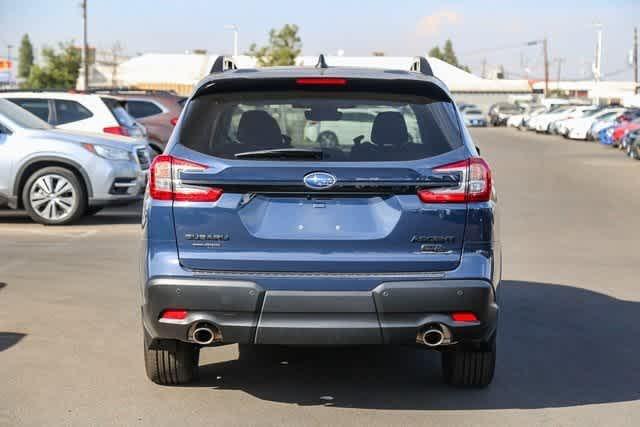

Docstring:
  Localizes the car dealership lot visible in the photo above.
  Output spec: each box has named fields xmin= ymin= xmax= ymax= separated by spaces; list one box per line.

xmin=1 ymin=128 xmax=639 ymax=426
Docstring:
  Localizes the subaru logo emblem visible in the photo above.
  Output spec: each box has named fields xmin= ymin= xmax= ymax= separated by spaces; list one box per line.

xmin=303 ymin=171 xmax=336 ymax=190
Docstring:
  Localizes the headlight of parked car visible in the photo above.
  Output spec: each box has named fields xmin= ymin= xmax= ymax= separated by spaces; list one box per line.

xmin=83 ymin=144 xmax=132 ymax=161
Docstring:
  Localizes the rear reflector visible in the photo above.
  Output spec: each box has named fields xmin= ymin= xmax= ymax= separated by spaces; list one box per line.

xmin=150 ymin=154 xmax=223 ymax=202
xmin=170 ymin=117 xmax=178 ymax=126
xmin=160 ymin=309 xmax=188 ymax=320
xmin=418 ymin=157 xmax=492 ymax=203
xmin=451 ymin=312 xmax=478 ymax=322
xmin=296 ymin=78 xmax=347 ymax=86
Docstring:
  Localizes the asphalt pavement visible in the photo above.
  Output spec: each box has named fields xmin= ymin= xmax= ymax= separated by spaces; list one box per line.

xmin=1 ymin=128 xmax=639 ymax=426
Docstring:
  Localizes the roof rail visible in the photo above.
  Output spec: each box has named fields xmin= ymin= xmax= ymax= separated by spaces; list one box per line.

xmin=315 ymin=54 xmax=329 ymax=69
xmin=410 ymin=56 xmax=433 ymax=76
xmin=86 ymin=87 xmax=179 ymax=96
xmin=210 ymin=56 xmax=237 ymax=74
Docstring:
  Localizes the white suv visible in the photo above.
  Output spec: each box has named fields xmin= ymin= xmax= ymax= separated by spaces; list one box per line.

xmin=0 ymin=91 xmax=147 ymax=139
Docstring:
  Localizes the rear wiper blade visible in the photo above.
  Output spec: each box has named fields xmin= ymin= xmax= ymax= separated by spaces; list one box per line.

xmin=234 ymin=148 xmax=323 ymax=160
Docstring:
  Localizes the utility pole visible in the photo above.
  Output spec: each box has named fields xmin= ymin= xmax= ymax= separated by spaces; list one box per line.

xmin=81 ymin=0 xmax=89 ymax=90
xmin=6 ymin=44 xmax=12 ymax=84
xmin=634 ymin=27 xmax=638 ymax=94
xmin=543 ymin=37 xmax=549 ymax=96
xmin=555 ymin=58 xmax=564 ymax=92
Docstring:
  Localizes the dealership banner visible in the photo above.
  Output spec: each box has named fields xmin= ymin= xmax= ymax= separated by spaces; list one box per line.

xmin=0 ymin=58 xmax=13 ymax=83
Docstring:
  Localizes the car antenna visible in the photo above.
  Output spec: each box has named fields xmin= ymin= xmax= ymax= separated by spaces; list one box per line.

xmin=210 ymin=56 xmax=237 ymax=74
xmin=316 ymin=54 xmax=329 ymax=69
xmin=410 ymin=56 xmax=434 ymax=77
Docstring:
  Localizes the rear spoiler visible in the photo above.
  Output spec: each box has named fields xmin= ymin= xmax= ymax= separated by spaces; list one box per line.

xmin=208 ymin=54 xmax=434 ymax=76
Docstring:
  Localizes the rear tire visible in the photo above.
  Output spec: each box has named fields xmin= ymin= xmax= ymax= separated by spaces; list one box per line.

xmin=144 ymin=337 xmax=199 ymax=385
xmin=442 ymin=335 xmax=496 ymax=388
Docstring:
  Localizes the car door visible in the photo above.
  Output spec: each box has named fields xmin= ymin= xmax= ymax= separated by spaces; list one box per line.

xmin=0 ymin=119 xmax=14 ymax=197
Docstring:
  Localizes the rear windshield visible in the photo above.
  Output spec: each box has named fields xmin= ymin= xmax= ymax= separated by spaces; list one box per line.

xmin=179 ymin=92 xmax=462 ymax=162
xmin=101 ymin=97 xmax=137 ymax=127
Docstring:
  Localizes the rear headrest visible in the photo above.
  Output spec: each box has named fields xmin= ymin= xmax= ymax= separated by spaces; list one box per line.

xmin=237 ymin=110 xmax=282 ymax=148
xmin=370 ymin=111 xmax=409 ymax=146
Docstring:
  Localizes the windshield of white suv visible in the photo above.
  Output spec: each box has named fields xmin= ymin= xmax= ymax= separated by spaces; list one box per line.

xmin=0 ymin=98 xmax=52 ymax=130
xmin=180 ymin=92 xmax=463 ymax=162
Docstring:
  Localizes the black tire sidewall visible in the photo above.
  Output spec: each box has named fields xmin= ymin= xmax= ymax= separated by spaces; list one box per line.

xmin=22 ymin=166 xmax=87 ymax=225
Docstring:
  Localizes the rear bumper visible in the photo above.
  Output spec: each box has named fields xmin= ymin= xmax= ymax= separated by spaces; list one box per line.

xmin=142 ymin=277 xmax=498 ymax=346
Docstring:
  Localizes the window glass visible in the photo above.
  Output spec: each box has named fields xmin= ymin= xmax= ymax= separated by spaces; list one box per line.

xmin=101 ymin=97 xmax=137 ymax=127
xmin=125 ymin=100 xmax=163 ymax=118
xmin=54 ymin=100 xmax=93 ymax=125
xmin=180 ymin=92 xmax=462 ymax=162
xmin=9 ymin=98 xmax=51 ymax=122
xmin=0 ymin=99 xmax=51 ymax=130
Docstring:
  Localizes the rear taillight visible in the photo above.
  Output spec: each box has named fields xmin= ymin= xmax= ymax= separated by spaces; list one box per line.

xmin=149 ymin=154 xmax=223 ymax=202
xmin=170 ymin=117 xmax=178 ymax=126
xmin=417 ymin=157 xmax=492 ymax=203
xmin=103 ymin=125 xmax=129 ymax=136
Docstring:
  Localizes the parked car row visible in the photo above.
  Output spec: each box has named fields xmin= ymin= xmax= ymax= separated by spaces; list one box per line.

xmin=596 ymin=110 xmax=640 ymax=160
xmin=503 ymin=98 xmax=640 ymax=161
xmin=0 ymin=87 xmax=185 ymax=224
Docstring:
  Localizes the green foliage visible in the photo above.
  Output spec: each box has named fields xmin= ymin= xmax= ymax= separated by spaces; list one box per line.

xmin=248 ymin=24 xmax=302 ymax=66
xmin=24 ymin=42 xmax=81 ymax=89
xmin=429 ymin=39 xmax=470 ymax=73
xmin=18 ymin=34 xmax=34 ymax=79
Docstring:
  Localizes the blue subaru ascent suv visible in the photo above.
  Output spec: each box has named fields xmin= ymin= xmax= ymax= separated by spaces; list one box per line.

xmin=140 ymin=56 xmax=500 ymax=387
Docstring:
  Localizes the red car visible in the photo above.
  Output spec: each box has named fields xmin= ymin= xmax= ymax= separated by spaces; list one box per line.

xmin=612 ymin=118 xmax=640 ymax=147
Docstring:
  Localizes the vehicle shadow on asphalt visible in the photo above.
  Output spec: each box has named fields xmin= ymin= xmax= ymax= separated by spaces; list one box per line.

xmin=0 ymin=204 xmax=142 ymax=226
xmin=0 ymin=333 xmax=26 ymax=352
xmin=195 ymin=280 xmax=640 ymax=410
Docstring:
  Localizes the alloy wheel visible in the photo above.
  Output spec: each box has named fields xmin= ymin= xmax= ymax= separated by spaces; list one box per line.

xmin=29 ymin=174 xmax=77 ymax=221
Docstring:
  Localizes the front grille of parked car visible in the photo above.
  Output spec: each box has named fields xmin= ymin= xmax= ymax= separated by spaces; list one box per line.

xmin=136 ymin=148 xmax=150 ymax=170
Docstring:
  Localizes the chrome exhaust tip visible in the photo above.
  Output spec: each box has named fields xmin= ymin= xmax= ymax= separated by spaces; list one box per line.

xmin=422 ymin=328 xmax=445 ymax=347
xmin=190 ymin=323 xmax=218 ymax=345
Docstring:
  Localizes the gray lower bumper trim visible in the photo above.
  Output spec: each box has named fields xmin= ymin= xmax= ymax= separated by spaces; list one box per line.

xmin=143 ymin=277 xmax=498 ymax=346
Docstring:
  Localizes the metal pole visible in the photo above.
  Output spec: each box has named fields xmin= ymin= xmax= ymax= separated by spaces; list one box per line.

xmin=233 ymin=28 xmax=238 ymax=58
xmin=556 ymin=58 xmax=564 ymax=91
xmin=634 ymin=27 xmax=638 ymax=94
xmin=82 ymin=0 xmax=89 ymax=90
xmin=543 ymin=38 xmax=549 ymax=96
xmin=7 ymin=44 xmax=12 ymax=84
xmin=224 ymin=25 xmax=238 ymax=58
xmin=592 ymin=23 xmax=603 ymax=104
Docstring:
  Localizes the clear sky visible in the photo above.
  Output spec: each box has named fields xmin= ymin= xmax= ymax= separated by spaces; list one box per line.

xmin=1 ymin=0 xmax=638 ymax=80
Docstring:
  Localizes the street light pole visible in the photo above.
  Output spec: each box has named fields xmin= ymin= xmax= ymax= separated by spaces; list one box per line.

xmin=224 ymin=25 xmax=239 ymax=57
xmin=593 ymin=23 xmax=603 ymax=104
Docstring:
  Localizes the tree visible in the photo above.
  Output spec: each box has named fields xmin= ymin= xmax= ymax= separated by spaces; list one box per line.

xmin=25 ymin=42 xmax=81 ymax=89
xmin=429 ymin=39 xmax=470 ymax=73
xmin=18 ymin=34 xmax=34 ymax=80
xmin=248 ymin=24 xmax=302 ymax=66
